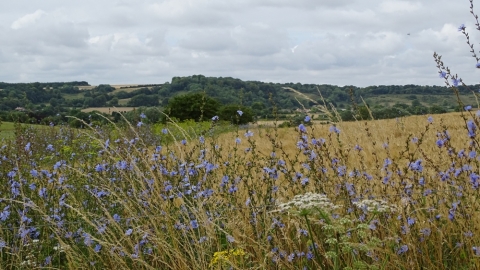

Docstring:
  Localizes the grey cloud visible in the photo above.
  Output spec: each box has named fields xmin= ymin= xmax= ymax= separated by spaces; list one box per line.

xmin=0 ymin=0 xmax=478 ymax=86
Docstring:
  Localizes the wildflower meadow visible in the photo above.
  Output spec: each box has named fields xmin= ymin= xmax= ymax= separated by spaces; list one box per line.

xmin=2 ymin=1 xmax=480 ymax=270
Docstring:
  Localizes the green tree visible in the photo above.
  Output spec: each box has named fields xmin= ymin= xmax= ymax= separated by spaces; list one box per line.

xmin=127 ymin=94 xmax=159 ymax=107
xmin=218 ymin=104 xmax=254 ymax=124
xmin=164 ymin=93 xmax=220 ymax=122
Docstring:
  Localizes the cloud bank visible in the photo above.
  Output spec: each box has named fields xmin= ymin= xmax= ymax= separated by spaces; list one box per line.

xmin=0 ymin=0 xmax=478 ymax=86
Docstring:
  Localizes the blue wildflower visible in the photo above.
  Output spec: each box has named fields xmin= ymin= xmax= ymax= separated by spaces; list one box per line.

xmin=212 ymin=115 xmax=219 ymax=121
xmin=244 ymin=130 xmax=254 ymax=137
xmin=298 ymin=124 xmax=307 ymax=133
xmin=458 ymin=24 xmax=466 ymax=31
xmin=140 ymin=113 xmax=146 ymax=119
xmin=39 ymin=187 xmax=47 ymax=199
xmin=301 ymin=177 xmax=309 ymax=185
xmin=407 ymin=217 xmax=415 ymax=226
xmin=465 ymin=105 xmax=472 ymax=111
xmin=329 ymin=125 xmax=340 ymax=134
xmin=474 ymin=247 xmax=480 ymax=256
xmin=0 ymin=206 xmax=10 ymax=221
xmin=439 ymin=71 xmax=447 ymax=78
xmin=125 ymin=229 xmax=133 ymax=236
xmin=190 ymin=220 xmax=199 ymax=229
xmin=452 ymin=78 xmax=460 ymax=87
xmin=397 ymin=245 xmax=408 ymax=255
xmin=25 ymin=142 xmax=31 ymax=152
xmin=304 ymin=115 xmax=311 ymax=122
xmin=467 ymin=120 xmax=476 ymax=138
xmin=237 ymin=110 xmax=243 ymax=116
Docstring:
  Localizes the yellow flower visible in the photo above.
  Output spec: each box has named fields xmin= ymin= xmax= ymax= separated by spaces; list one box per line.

xmin=209 ymin=249 xmax=246 ymax=268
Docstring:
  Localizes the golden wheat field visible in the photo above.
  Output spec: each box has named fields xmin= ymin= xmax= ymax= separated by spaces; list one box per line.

xmin=1 ymin=111 xmax=480 ymax=269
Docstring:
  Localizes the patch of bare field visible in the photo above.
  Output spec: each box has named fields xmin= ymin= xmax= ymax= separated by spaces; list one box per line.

xmin=81 ymin=107 xmax=136 ymax=113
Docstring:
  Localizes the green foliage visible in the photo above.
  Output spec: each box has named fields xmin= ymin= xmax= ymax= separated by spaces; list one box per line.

xmin=218 ymin=105 xmax=254 ymax=124
xmin=164 ymin=92 xmax=220 ymax=122
xmin=127 ymin=94 xmax=160 ymax=107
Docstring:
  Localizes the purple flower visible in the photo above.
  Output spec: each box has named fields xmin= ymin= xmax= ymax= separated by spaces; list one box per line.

xmin=226 ymin=235 xmax=235 ymax=243
xmin=407 ymin=217 xmax=415 ymax=226
xmin=420 ymin=228 xmax=431 ymax=237
xmin=83 ymin=233 xmax=93 ymax=246
xmin=452 ymin=78 xmax=460 ymax=87
xmin=39 ymin=187 xmax=47 ymax=199
xmin=301 ymin=177 xmax=309 ymax=186
xmin=409 ymin=159 xmax=423 ymax=172
xmin=46 ymin=144 xmax=54 ymax=151
xmin=329 ymin=125 xmax=340 ymax=134
xmin=25 ymin=142 xmax=31 ymax=152
xmin=137 ymin=121 xmax=143 ymax=127
xmin=237 ymin=110 xmax=243 ymax=116
xmin=427 ymin=116 xmax=433 ymax=123
xmin=467 ymin=120 xmax=476 ymax=138
xmin=298 ymin=124 xmax=307 ymax=133
xmin=190 ymin=220 xmax=199 ymax=229
xmin=212 ymin=115 xmax=219 ymax=121
xmin=439 ymin=71 xmax=447 ymax=78
xmin=465 ymin=105 xmax=472 ymax=111
xmin=140 ymin=113 xmax=146 ymax=119
xmin=94 ymin=244 xmax=102 ymax=253
xmin=304 ymin=115 xmax=311 ymax=122
xmin=397 ymin=245 xmax=408 ymax=255
xmin=0 ymin=206 xmax=10 ymax=221
xmin=113 ymin=214 xmax=121 ymax=223
xmin=125 ymin=229 xmax=133 ymax=236
xmin=244 ymin=130 xmax=254 ymax=138
xmin=476 ymin=63 xmax=480 ymax=69
xmin=436 ymin=139 xmax=445 ymax=148
xmin=458 ymin=24 xmax=466 ymax=31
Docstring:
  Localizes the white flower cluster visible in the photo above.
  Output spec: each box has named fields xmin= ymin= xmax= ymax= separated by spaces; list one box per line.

xmin=276 ymin=192 xmax=341 ymax=212
xmin=353 ymin=199 xmax=398 ymax=213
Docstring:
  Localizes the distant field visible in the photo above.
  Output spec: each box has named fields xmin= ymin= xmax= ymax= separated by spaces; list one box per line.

xmin=63 ymin=93 xmax=85 ymax=100
xmin=0 ymin=122 xmax=16 ymax=139
xmin=81 ymin=107 xmax=136 ymax=113
xmin=365 ymin=93 xmax=477 ymax=107
xmin=118 ymin=98 xmax=130 ymax=105
xmin=78 ymin=84 xmax=159 ymax=93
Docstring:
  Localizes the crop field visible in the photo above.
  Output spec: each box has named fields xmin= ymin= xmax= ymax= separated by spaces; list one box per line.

xmin=81 ymin=107 xmax=136 ymax=113
xmin=1 ymin=110 xmax=480 ymax=269
xmin=0 ymin=121 xmax=16 ymax=139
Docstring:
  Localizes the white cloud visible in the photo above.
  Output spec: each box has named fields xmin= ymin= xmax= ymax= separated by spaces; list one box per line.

xmin=0 ymin=0 xmax=478 ymax=86
xmin=379 ymin=1 xmax=422 ymax=13
xmin=11 ymin=10 xmax=46 ymax=30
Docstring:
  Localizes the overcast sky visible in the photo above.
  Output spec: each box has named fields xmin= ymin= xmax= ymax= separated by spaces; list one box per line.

xmin=0 ymin=0 xmax=479 ymax=87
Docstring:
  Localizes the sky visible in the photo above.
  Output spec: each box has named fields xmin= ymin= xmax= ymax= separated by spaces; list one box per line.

xmin=0 ymin=0 xmax=479 ymax=87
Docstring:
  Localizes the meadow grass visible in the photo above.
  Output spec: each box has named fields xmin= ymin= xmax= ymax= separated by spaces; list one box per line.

xmin=1 ymin=110 xmax=480 ymax=269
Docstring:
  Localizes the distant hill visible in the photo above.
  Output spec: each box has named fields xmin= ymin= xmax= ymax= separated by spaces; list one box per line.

xmin=0 ymin=75 xmax=478 ymax=124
